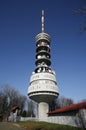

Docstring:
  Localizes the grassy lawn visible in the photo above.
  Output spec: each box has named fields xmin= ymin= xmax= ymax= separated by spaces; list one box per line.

xmin=16 ymin=121 xmax=84 ymax=130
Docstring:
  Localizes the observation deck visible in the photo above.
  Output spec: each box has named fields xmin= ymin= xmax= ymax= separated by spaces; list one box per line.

xmin=28 ymin=72 xmax=59 ymax=103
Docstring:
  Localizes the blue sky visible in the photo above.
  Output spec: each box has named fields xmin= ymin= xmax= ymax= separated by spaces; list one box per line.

xmin=0 ymin=0 xmax=86 ymax=103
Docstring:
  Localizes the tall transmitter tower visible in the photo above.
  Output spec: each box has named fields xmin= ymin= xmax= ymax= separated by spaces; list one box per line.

xmin=28 ymin=10 xmax=59 ymax=121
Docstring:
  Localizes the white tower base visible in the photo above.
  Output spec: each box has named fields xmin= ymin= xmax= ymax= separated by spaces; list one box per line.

xmin=38 ymin=102 xmax=48 ymax=121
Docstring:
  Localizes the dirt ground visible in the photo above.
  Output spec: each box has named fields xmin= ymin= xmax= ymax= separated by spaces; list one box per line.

xmin=0 ymin=122 xmax=25 ymax=130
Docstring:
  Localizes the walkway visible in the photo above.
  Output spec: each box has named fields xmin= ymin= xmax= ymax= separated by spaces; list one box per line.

xmin=0 ymin=122 xmax=25 ymax=130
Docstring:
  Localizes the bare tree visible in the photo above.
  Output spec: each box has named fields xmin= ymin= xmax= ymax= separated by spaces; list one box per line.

xmin=55 ymin=96 xmax=74 ymax=109
xmin=1 ymin=85 xmax=26 ymax=116
xmin=0 ymin=92 xmax=8 ymax=115
xmin=0 ymin=85 xmax=36 ymax=119
xmin=26 ymin=99 xmax=35 ymax=117
xmin=73 ymin=0 xmax=86 ymax=32
xmin=49 ymin=96 xmax=74 ymax=111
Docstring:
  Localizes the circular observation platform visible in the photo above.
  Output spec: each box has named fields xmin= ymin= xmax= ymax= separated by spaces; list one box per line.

xmin=36 ymin=45 xmax=50 ymax=53
xmin=36 ymin=51 xmax=51 ymax=59
xmin=35 ymin=58 xmax=51 ymax=66
xmin=36 ymin=33 xmax=50 ymax=43
xmin=28 ymin=72 xmax=59 ymax=103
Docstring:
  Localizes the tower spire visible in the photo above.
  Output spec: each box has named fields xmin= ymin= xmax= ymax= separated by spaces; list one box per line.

xmin=41 ymin=10 xmax=44 ymax=33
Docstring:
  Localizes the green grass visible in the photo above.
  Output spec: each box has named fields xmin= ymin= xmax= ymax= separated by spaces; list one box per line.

xmin=16 ymin=121 xmax=84 ymax=130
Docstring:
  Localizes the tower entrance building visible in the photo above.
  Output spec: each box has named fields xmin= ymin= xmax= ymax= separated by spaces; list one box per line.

xmin=28 ymin=10 xmax=59 ymax=121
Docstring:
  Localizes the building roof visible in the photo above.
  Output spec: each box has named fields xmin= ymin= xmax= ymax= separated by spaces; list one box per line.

xmin=11 ymin=106 xmax=20 ymax=112
xmin=48 ymin=101 xmax=86 ymax=115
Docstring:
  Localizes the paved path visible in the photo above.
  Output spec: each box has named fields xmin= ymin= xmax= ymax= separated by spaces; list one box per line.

xmin=0 ymin=122 xmax=25 ymax=130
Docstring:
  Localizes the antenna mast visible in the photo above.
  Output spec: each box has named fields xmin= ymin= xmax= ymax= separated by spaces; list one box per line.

xmin=41 ymin=10 xmax=44 ymax=33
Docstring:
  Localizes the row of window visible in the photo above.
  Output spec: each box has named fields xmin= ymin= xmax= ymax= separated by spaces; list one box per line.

xmin=29 ymin=85 xmax=57 ymax=92
xmin=37 ymin=41 xmax=50 ymax=47
xmin=36 ymin=46 xmax=50 ymax=53
xmin=31 ymin=72 xmax=56 ymax=81
xmin=31 ymin=80 xmax=56 ymax=85
xmin=37 ymin=55 xmax=50 ymax=59
xmin=35 ymin=67 xmax=55 ymax=75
